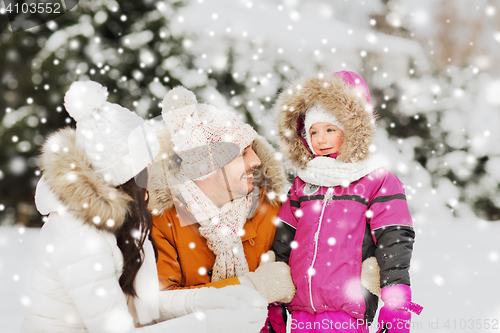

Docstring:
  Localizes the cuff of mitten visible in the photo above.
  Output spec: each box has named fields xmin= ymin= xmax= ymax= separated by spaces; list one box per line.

xmin=193 ymin=287 xmax=214 ymax=313
xmin=398 ymin=301 xmax=423 ymax=315
xmin=381 ymin=284 xmax=411 ymax=301
xmin=381 ymin=285 xmax=423 ymax=315
xmin=158 ymin=289 xmax=196 ymax=321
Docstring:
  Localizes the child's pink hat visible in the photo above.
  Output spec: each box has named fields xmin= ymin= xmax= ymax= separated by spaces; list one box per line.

xmin=332 ymin=71 xmax=372 ymax=105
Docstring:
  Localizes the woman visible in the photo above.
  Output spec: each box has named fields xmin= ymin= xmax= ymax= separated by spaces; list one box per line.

xmin=21 ymin=81 xmax=267 ymax=333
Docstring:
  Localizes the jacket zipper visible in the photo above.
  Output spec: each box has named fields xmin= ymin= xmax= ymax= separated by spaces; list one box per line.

xmin=308 ymin=187 xmax=334 ymax=312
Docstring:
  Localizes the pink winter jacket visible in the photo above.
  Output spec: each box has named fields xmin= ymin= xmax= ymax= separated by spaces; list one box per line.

xmin=275 ymin=169 xmax=413 ymax=322
xmin=272 ymin=71 xmax=416 ymax=325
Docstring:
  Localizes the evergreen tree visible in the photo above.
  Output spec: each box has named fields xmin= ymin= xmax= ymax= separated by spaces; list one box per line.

xmin=369 ymin=0 xmax=500 ymax=220
xmin=0 ymin=0 xmax=295 ymax=226
xmin=0 ymin=1 xmax=189 ymax=226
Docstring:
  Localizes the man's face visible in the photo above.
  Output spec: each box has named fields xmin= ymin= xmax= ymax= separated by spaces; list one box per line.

xmin=213 ymin=142 xmax=261 ymax=200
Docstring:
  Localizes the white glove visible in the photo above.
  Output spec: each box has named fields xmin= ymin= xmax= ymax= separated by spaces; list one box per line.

xmin=158 ymin=285 xmax=266 ymax=321
xmin=215 ymin=284 xmax=268 ymax=310
xmin=205 ymin=303 xmax=268 ymax=333
xmin=239 ymin=251 xmax=296 ymax=303
xmin=140 ymin=305 xmax=267 ymax=333
xmin=142 ymin=286 xmax=267 ymax=333
xmin=138 ymin=312 xmax=208 ymax=333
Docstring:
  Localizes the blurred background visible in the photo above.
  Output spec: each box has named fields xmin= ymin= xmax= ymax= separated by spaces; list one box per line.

xmin=2 ymin=0 xmax=500 ymax=227
xmin=1 ymin=0 xmax=500 ymax=332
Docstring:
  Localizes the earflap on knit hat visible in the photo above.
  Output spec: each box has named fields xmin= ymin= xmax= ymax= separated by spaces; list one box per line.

xmin=64 ymin=80 xmax=159 ymax=186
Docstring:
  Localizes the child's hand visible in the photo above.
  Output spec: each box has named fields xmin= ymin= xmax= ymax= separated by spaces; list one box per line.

xmin=376 ymin=285 xmax=423 ymax=333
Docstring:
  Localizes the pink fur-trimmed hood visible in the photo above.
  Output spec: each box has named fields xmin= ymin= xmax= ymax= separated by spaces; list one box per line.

xmin=275 ymin=71 xmax=376 ymax=169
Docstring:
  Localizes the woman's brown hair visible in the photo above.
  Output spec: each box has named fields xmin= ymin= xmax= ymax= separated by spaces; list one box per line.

xmin=115 ymin=168 xmax=153 ymax=296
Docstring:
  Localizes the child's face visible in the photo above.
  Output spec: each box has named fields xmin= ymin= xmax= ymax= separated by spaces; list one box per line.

xmin=309 ymin=122 xmax=344 ymax=156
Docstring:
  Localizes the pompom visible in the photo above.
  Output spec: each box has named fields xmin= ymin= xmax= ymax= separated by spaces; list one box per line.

xmin=64 ymin=81 xmax=109 ymax=122
xmin=162 ymin=86 xmax=197 ymax=114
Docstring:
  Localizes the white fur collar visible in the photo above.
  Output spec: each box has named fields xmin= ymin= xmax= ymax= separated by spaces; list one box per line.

xmin=297 ymin=154 xmax=386 ymax=187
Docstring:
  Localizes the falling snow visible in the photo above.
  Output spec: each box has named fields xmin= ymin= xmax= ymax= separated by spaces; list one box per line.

xmin=1 ymin=0 xmax=500 ymax=332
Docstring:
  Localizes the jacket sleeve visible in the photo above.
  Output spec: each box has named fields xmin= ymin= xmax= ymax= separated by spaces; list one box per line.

xmin=50 ymin=217 xmax=137 ymax=333
xmin=152 ymin=213 xmax=240 ymax=291
xmin=48 ymin=216 xmax=214 ymax=333
xmin=272 ymin=179 xmax=300 ymax=263
xmin=367 ymin=170 xmax=415 ymax=289
xmin=137 ymin=313 xmax=207 ymax=332
xmin=137 ymin=312 xmax=208 ymax=333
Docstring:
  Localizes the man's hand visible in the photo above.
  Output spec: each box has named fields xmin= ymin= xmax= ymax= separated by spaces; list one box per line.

xmin=239 ymin=251 xmax=296 ymax=303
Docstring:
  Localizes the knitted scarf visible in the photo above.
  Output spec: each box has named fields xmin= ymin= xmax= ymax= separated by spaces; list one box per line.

xmin=297 ymin=154 xmax=386 ymax=187
xmin=177 ymin=178 xmax=252 ymax=282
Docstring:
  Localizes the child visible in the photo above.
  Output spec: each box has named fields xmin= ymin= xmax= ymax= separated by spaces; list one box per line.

xmin=272 ymin=71 xmax=422 ymax=332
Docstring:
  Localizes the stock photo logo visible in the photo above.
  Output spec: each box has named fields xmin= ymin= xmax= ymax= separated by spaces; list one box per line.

xmin=3 ymin=0 xmax=78 ymax=32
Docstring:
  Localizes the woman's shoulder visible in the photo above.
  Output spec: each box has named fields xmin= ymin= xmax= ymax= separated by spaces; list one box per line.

xmin=41 ymin=212 xmax=117 ymax=261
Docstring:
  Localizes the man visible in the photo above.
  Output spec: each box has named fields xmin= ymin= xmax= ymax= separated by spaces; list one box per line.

xmin=148 ymin=86 xmax=295 ymax=333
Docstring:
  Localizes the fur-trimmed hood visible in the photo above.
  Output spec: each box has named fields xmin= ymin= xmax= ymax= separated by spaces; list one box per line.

xmin=35 ymin=128 xmax=132 ymax=232
xmin=148 ymin=129 xmax=286 ymax=216
xmin=275 ymin=73 xmax=376 ymax=169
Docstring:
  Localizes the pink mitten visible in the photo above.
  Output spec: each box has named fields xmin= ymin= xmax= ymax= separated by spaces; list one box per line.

xmin=376 ymin=285 xmax=423 ymax=333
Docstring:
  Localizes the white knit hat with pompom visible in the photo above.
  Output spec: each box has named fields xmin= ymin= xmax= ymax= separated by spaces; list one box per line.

xmin=64 ymin=80 xmax=160 ymax=186
xmin=161 ymin=86 xmax=256 ymax=180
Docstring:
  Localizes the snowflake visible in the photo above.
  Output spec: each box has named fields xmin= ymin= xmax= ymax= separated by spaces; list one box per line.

xmin=433 ymin=275 xmax=445 ymax=286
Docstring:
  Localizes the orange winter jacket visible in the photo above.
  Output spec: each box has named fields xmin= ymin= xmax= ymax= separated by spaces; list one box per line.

xmin=152 ymin=189 xmax=281 ymax=290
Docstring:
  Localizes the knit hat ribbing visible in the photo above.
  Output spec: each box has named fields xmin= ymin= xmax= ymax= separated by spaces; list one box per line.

xmin=64 ymin=80 xmax=159 ymax=186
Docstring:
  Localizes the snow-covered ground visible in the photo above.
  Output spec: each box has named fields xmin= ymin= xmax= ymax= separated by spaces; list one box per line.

xmin=0 ymin=227 xmax=38 ymax=333
xmin=408 ymin=218 xmax=500 ymax=333
xmin=1 ymin=215 xmax=499 ymax=332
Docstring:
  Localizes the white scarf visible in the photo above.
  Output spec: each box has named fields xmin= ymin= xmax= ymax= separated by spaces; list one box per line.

xmin=297 ymin=154 xmax=386 ymax=187
xmin=177 ymin=178 xmax=252 ymax=282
